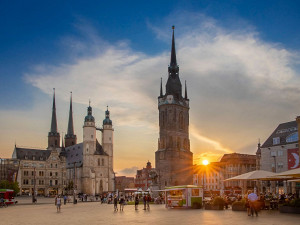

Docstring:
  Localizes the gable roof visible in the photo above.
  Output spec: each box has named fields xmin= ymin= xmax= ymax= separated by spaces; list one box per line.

xmin=261 ymin=121 xmax=298 ymax=148
xmin=14 ymin=147 xmax=51 ymax=161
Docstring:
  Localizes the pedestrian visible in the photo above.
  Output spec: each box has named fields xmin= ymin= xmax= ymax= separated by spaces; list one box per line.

xmin=248 ymin=190 xmax=258 ymax=216
xmin=55 ymin=195 xmax=62 ymax=213
xmin=63 ymin=195 xmax=67 ymax=205
xmin=119 ymin=195 xmax=125 ymax=211
xmin=146 ymin=194 xmax=151 ymax=210
xmin=113 ymin=196 xmax=118 ymax=211
xmin=143 ymin=195 xmax=147 ymax=210
xmin=135 ymin=195 xmax=139 ymax=210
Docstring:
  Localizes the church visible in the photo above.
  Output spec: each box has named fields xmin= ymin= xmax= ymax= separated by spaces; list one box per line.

xmin=12 ymin=90 xmax=115 ymax=196
xmin=155 ymin=27 xmax=193 ymax=189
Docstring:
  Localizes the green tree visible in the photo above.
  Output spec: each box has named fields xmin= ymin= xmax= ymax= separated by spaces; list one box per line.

xmin=0 ymin=180 xmax=20 ymax=196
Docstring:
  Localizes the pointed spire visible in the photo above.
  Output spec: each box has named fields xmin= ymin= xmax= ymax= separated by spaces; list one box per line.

xmin=170 ymin=25 xmax=177 ymax=67
xmin=50 ymin=88 xmax=58 ymax=133
xmin=160 ymin=77 xmax=163 ymax=97
xmin=184 ymin=80 xmax=188 ymax=99
xmin=67 ymin=92 xmax=74 ymax=136
xmin=61 ymin=132 xmax=65 ymax=148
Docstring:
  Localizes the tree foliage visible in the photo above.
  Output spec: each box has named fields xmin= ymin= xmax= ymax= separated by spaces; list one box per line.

xmin=0 ymin=180 xmax=20 ymax=196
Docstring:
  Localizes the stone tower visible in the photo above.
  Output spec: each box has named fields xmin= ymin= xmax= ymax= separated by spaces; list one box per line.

xmin=82 ymin=102 xmax=96 ymax=194
xmin=48 ymin=88 xmax=60 ymax=149
xmin=65 ymin=92 xmax=77 ymax=147
xmin=155 ymin=26 xmax=193 ymax=189
xmin=101 ymin=107 xmax=115 ymax=191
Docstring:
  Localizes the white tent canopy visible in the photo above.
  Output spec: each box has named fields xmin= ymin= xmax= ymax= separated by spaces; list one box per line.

xmin=275 ymin=168 xmax=300 ymax=178
xmin=224 ymin=170 xmax=276 ymax=181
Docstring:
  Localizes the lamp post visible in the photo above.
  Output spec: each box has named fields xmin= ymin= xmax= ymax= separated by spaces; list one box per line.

xmin=32 ymin=167 xmax=36 ymax=203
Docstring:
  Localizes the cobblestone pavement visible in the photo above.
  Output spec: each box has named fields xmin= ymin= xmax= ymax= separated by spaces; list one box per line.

xmin=0 ymin=200 xmax=299 ymax=225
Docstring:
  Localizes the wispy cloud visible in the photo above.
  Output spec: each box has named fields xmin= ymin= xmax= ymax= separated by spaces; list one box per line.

xmin=22 ymin=12 xmax=300 ymax=165
xmin=116 ymin=166 xmax=139 ymax=177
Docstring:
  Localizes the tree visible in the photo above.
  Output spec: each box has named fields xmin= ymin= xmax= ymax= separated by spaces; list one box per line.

xmin=0 ymin=180 xmax=20 ymax=196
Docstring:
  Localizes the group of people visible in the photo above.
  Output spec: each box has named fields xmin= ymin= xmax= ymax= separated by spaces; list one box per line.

xmin=113 ymin=195 xmax=125 ymax=211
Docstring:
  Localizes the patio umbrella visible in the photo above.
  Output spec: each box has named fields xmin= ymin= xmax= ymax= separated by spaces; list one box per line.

xmin=224 ymin=170 xmax=276 ymax=181
xmin=275 ymin=168 xmax=300 ymax=178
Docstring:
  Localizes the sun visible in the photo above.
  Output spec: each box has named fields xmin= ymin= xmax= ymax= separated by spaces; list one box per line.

xmin=202 ymin=159 xmax=209 ymax=165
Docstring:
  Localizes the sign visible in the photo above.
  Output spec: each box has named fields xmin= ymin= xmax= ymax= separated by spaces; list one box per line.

xmin=288 ymin=148 xmax=300 ymax=170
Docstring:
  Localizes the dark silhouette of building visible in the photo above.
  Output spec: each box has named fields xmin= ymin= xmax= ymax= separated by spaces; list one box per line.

xmin=155 ymin=26 xmax=193 ymax=189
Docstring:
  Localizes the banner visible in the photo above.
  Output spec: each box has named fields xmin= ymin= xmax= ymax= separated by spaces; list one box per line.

xmin=288 ymin=148 xmax=300 ymax=170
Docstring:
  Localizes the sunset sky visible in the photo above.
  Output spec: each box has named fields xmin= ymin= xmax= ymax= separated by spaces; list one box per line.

xmin=1 ymin=0 xmax=300 ymax=176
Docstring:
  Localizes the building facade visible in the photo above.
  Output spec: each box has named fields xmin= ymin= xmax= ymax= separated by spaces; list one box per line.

xmin=134 ymin=161 xmax=155 ymax=191
xmin=258 ymin=119 xmax=300 ymax=194
xmin=193 ymin=153 xmax=256 ymax=195
xmin=155 ymin=27 xmax=193 ymax=189
xmin=12 ymin=90 xmax=115 ymax=196
xmin=115 ymin=176 xmax=135 ymax=192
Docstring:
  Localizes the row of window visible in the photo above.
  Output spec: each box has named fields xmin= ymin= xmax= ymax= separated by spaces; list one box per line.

xmin=23 ymin=179 xmax=66 ymax=186
xmin=273 ymin=132 xmax=299 ymax=145
xmin=23 ymin=163 xmax=62 ymax=168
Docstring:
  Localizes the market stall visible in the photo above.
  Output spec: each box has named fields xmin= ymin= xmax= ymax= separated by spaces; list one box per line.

xmin=164 ymin=185 xmax=203 ymax=208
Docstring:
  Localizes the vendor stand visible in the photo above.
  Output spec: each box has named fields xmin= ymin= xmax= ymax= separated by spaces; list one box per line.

xmin=164 ymin=185 xmax=203 ymax=208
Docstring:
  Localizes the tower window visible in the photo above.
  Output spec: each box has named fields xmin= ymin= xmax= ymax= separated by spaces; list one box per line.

xmin=98 ymin=159 xmax=100 ymax=166
xmin=179 ymin=112 xmax=184 ymax=129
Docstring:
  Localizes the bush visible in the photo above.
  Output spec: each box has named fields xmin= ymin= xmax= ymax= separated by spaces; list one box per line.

xmin=232 ymin=201 xmax=245 ymax=207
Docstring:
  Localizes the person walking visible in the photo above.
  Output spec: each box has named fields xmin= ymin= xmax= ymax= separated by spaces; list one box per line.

xmin=113 ymin=196 xmax=118 ymax=211
xmin=119 ymin=195 xmax=125 ymax=211
xmin=63 ymin=195 xmax=67 ymax=205
xmin=146 ymin=194 xmax=151 ymax=210
xmin=135 ymin=195 xmax=139 ymax=210
xmin=248 ymin=190 xmax=258 ymax=217
xmin=55 ymin=195 xmax=62 ymax=213
xmin=143 ymin=195 xmax=147 ymax=210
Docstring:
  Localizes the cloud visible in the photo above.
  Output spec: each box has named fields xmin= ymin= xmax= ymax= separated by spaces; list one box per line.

xmin=116 ymin=166 xmax=139 ymax=177
xmin=24 ymin=12 xmax=300 ymax=164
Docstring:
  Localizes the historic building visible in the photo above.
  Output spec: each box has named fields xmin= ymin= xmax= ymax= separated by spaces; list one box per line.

xmin=134 ymin=161 xmax=155 ymax=191
xmin=258 ymin=118 xmax=300 ymax=194
xmin=12 ymin=90 xmax=115 ymax=196
xmin=193 ymin=153 xmax=256 ymax=195
xmin=65 ymin=104 xmax=115 ymax=195
xmin=115 ymin=176 xmax=135 ymax=192
xmin=155 ymin=27 xmax=193 ymax=189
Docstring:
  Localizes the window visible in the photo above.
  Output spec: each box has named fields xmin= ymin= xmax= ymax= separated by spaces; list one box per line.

xmin=278 ymin=162 xmax=284 ymax=169
xmin=271 ymin=151 xmax=277 ymax=157
xmin=23 ymin=179 xmax=29 ymax=185
xmin=55 ymin=172 xmax=58 ymax=176
xmin=286 ymin=132 xmax=298 ymax=143
xmin=273 ymin=137 xmax=280 ymax=145
xmin=55 ymin=180 xmax=58 ymax=185
xmin=98 ymin=159 xmax=100 ymax=166
xmin=179 ymin=112 xmax=184 ymax=129
xmin=278 ymin=150 xmax=283 ymax=156
xmin=50 ymin=180 xmax=52 ymax=186
xmin=50 ymin=172 xmax=52 ymax=176
xmin=32 ymin=171 xmax=34 ymax=176
xmin=55 ymin=164 xmax=57 ymax=168
xmin=24 ymin=171 xmax=29 ymax=176
xmin=102 ymin=159 xmax=104 ymax=166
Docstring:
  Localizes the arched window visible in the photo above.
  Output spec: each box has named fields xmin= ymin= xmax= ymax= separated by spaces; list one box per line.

xmin=98 ymin=158 xmax=100 ymax=166
xmin=179 ymin=112 xmax=184 ymax=129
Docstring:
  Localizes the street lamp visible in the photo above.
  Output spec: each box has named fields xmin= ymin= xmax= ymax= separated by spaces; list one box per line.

xmin=32 ymin=167 xmax=36 ymax=203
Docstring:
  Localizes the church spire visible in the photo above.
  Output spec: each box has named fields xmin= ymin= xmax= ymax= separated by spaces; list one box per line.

xmin=166 ymin=26 xmax=182 ymax=99
xmin=48 ymin=88 xmax=60 ymax=149
xmin=67 ymin=92 xmax=74 ymax=136
xmin=184 ymin=80 xmax=188 ymax=99
xmin=50 ymin=88 xmax=58 ymax=133
xmin=170 ymin=25 xmax=177 ymax=67
xmin=65 ymin=92 xmax=77 ymax=147
xmin=160 ymin=77 xmax=163 ymax=97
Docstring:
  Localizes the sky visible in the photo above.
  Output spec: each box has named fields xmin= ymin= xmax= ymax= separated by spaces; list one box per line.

xmin=1 ymin=0 xmax=300 ymax=176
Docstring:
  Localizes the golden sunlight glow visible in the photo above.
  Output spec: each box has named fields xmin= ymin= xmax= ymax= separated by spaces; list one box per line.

xmin=202 ymin=159 xmax=209 ymax=165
